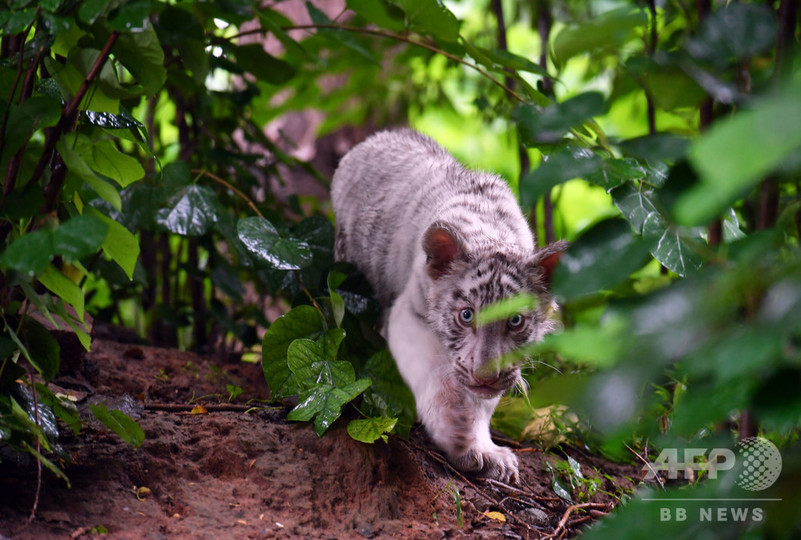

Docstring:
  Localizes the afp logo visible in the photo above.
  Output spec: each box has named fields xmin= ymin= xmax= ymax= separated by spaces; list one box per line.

xmin=644 ymin=437 xmax=782 ymax=491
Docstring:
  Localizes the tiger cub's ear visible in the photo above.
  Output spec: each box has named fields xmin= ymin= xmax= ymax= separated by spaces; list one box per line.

xmin=423 ymin=223 xmax=465 ymax=280
xmin=529 ymin=240 xmax=569 ymax=286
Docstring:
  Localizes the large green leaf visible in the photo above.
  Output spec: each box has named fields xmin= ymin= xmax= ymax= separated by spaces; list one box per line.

xmin=53 ymin=214 xmax=109 ymax=263
xmin=347 ymin=0 xmax=405 ymax=31
xmin=155 ymin=184 xmax=220 ymax=236
xmin=262 ymin=305 xmax=326 ymax=400
xmin=39 ymin=264 xmax=85 ymax=321
xmin=553 ymin=218 xmax=651 ymax=301
xmin=391 ymin=0 xmax=460 ymax=42
xmin=676 ymin=80 xmax=801 ymax=226
xmin=233 ymin=44 xmax=295 ymax=85
xmin=551 ymin=8 xmax=647 ymax=68
xmin=306 ymin=2 xmax=378 ymax=64
xmin=89 ymin=402 xmax=145 ymax=448
xmin=359 ymin=349 xmax=415 ymax=437
xmin=286 ymin=332 xmax=350 ymax=390
xmin=20 ymin=318 xmax=61 ymax=382
xmin=685 ymin=3 xmax=777 ymax=67
xmin=57 ymin=134 xmax=122 ymax=210
xmin=86 ymin=207 xmax=140 ymax=279
xmin=515 ymin=92 xmax=605 ymax=146
xmin=112 ymin=24 xmax=166 ymax=96
xmin=612 ymin=183 xmax=704 ymax=276
xmin=0 ymin=229 xmax=55 ymax=275
xmin=237 ymin=216 xmax=312 ymax=271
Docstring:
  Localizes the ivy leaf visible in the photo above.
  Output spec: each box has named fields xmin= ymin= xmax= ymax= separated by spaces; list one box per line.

xmin=347 ymin=417 xmax=398 ymax=443
xmin=262 ymin=305 xmax=326 ymax=400
xmin=89 ymin=402 xmax=145 ymax=448
xmin=286 ymin=332 xmax=350 ymax=390
xmin=288 ymin=378 xmax=372 ymax=436
xmin=237 ymin=216 xmax=313 ymax=271
xmin=156 ymin=185 xmax=220 ymax=236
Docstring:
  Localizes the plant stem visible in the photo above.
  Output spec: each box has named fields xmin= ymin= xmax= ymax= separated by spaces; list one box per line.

xmin=192 ymin=169 xmax=263 ymax=218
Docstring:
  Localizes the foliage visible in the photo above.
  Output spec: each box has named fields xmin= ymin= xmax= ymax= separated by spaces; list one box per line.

xmin=1 ymin=0 xmax=800 ymax=537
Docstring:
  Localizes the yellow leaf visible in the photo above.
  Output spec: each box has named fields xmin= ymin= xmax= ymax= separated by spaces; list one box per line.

xmin=135 ymin=486 xmax=151 ymax=501
xmin=191 ymin=404 xmax=208 ymax=414
xmin=483 ymin=511 xmax=506 ymax=523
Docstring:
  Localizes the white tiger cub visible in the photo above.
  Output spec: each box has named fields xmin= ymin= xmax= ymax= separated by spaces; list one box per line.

xmin=331 ymin=129 xmax=565 ymax=482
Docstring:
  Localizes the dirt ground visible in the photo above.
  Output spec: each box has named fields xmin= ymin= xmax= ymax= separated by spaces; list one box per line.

xmin=0 ymin=335 xmax=639 ymax=539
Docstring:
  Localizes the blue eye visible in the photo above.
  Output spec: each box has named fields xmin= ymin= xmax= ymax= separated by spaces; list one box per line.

xmin=458 ymin=308 xmax=474 ymax=325
xmin=508 ymin=314 xmax=524 ymax=329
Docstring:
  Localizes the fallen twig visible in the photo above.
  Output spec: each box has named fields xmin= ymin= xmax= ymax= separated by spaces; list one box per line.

xmin=543 ymin=502 xmax=611 ymax=539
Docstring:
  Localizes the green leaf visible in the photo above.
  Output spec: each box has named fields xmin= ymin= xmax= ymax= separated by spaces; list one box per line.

xmin=237 ymin=216 xmax=313 ymax=271
xmin=288 ymin=378 xmax=372 ymax=436
xmin=85 ymin=207 xmax=140 ymax=279
xmin=347 ymin=417 xmax=398 ymax=443
xmin=306 ymin=2 xmax=378 ymax=64
xmin=676 ymin=82 xmax=801 ymax=225
xmin=686 ymin=3 xmax=777 ymax=67
xmin=39 ymin=264 xmax=84 ymax=321
xmin=327 ymin=271 xmax=347 ymax=328
xmin=112 ymin=24 xmax=166 ymax=96
xmin=53 ymin=214 xmax=109 ymax=262
xmin=20 ymin=440 xmax=70 ymax=486
xmin=359 ymin=350 xmax=416 ymax=437
xmin=515 ymin=92 xmax=605 ymax=146
xmin=20 ymin=317 xmax=61 ymax=382
xmin=391 ymin=0 xmax=460 ymax=42
xmin=347 ymin=0 xmax=405 ymax=31
xmin=0 ymin=96 xmax=62 ymax=160
xmin=551 ymin=8 xmax=647 ymax=68
xmin=286 ymin=332 xmax=351 ymax=390
xmin=0 ymin=229 xmax=55 ymax=274
xmin=78 ymin=0 xmax=108 ymax=24
xmin=57 ymin=134 xmax=122 ymax=210
xmin=477 ymin=293 xmax=538 ymax=326
xmin=519 ymin=147 xmax=601 ymax=207
xmin=553 ymin=218 xmax=651 ymax=301
xmin=36 ymin=383 xmax=81 ymax=436
xmin=82 ymin=139 xmax=145 ymax=188
xmin=233 ymin=44 xmax=295 ymax=85
xmin=619 ymin=134 xmax=690 ymax=162
xmin=89 ymin=402 xmax=145 ymax=448
xmin=108 ymin=0 xmax=151 ymax=33
xmin=156 ymin=185 xmax=220 ymax=236
xmin=612 ymin=183 xmax=704 ymax=276
xmin=474 ymin=47 xmax=550 ymax=77
xmin=262 ymin=305 xmax=326 ymax=400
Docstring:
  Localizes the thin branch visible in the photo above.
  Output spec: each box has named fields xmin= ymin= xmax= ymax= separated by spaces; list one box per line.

xmin=543 ymin=502 xmax=611 ymax=539
xmin=220 ymin=23 xmax=526 ymax=103
xmin=192 ymin=168 xmax=263 ymax=218
xmin=36 ymin=31 xmax=120 ymax=211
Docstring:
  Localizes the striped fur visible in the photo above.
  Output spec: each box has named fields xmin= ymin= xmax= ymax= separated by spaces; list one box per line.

xmin=332 ymin=129 xmax=564 ymax=482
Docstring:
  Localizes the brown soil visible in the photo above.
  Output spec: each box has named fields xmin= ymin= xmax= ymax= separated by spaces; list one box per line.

xmin=0 ymin=336 xmax=639 ymax=539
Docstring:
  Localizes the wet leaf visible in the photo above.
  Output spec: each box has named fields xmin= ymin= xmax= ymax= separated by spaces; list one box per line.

xmin=347 ymin=417 xmax=397 ymax=443
xmin=53 ymin=214 xmax=109 ymax=263
xmin=237 ymin=216 xmax=312 ymax=271
xmin=156 ymin=185 xmax=220 ymax=236
xmin=0 ymin=229 xmax=55 ymax=274
xmin=89 ymin=402 xmax=145 ymax=448
xmin=287 ymin=332 xmax=350 ymax=390
xmin=108 ymin=0 xmax=151 ymax=33
xmin=288 ymin=378 xmax=372 ymax=436
xmin=112 ymin=24 xmax=166 ymax=96
xmin=86 ymin=208 xmax=140 ymax=279
xmin=360 ymin=350 xmax=416 ymax=437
